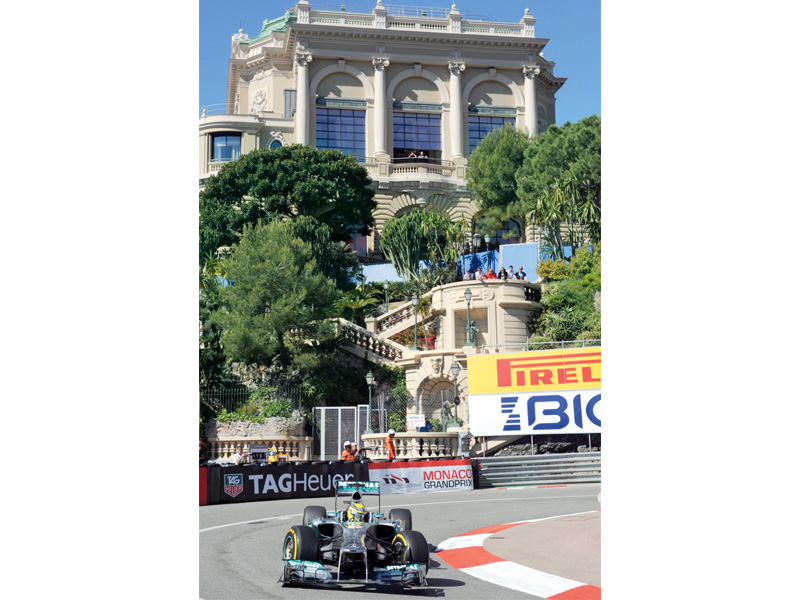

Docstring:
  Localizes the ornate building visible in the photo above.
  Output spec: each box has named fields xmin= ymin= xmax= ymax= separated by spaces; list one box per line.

xmin=199 ymin=1 xmax=565 ymax=258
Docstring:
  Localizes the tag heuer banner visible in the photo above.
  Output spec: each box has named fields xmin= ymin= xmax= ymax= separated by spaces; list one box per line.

xmin=205 ymin=461 xmax=369 ymax=505
xmin=466 ymin=347 xmax=601 ymax=436
xmin=368 ymin=459 xmax=473 ymax=494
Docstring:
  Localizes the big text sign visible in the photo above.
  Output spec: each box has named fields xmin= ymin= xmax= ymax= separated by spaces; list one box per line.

xmin=466 ymin=347 xmax=601 ymax=436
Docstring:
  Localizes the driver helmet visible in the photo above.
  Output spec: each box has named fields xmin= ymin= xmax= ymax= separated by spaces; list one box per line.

xmin=347 ymin=501 xmax=367 ymax=522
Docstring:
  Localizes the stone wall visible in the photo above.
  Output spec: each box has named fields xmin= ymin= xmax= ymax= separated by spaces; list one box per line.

xmin=205 ymin=411 xmax=306 ymax=439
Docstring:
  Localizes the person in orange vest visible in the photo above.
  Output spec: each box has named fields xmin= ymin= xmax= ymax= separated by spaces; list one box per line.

xmin=341 ymin=441 xmax=363 ymax=461
xmin=267 ymin=445 xmax=278 ymax=463
xmin=384 ymin=429 xmax=397 ymax=461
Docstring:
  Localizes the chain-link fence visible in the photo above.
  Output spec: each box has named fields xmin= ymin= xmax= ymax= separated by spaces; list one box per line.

xmin=371 ymin=388 xmax=411 ymax=433
xmin=419 ymin=387 xmax=461 ymax=432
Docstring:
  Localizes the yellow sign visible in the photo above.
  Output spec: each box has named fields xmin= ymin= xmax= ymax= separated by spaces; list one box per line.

xmin=467 ymin=347 xmax=601 ymax=395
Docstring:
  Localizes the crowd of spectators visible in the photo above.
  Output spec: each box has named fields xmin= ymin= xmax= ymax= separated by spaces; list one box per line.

xmin=463 ymin=264 xmax=529 ymax=282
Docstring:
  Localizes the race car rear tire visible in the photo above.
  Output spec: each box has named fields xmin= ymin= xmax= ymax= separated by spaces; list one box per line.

xmin=388 ymin=508 xmax=413 ymax=531
xmin=392 ymin=530 xmax=430 ymax=570
xmin=283 ymin=525 xmax=318 ymax=562
xmin=302 ymin=505 xmax=327 ymax=526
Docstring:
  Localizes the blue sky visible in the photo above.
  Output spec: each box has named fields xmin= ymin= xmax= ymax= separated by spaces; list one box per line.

xmin=199 ymin=0 xmax=599 ymax=125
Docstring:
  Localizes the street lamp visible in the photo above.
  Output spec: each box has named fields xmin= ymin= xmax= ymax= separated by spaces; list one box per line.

xmin=411 ymin=292 xmax=420 ymax=350
xmin=450 ymin=360 xmax=461 ymax=421
xmin=365 ymin=370 xmax=374 ymax=433
xmin=383 ymin=281 xmax=389 ymax=313
xmin=464 ymin=288 xmax=475 ymax=346
xmin=484 ymin=234 xmax=491 ymax=250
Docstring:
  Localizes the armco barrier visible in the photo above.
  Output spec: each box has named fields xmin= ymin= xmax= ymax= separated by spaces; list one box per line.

xmin=474 ymin=452 xmax=601 ymax=488
xmin=203 ymin=462 xmax=369 ymax=505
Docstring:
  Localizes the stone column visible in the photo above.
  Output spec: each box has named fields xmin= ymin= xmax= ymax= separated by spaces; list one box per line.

xmin=449 ymin=60 xmax=466 ymax=161
xmin=523 ymin=64 xmax=540 ymax=137
xmin=295 ymin=50 xmax=313 ymax=145
xmin=372 ymin=57 xmax=390 ymax=159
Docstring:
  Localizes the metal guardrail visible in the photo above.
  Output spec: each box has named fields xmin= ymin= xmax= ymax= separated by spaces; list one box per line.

xmin=475 ymin=452 xmax=601 ymax=488
xmin=480 ymin=339 xmax=601 ymax=354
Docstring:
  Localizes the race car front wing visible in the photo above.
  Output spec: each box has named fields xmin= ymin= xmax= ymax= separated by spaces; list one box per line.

xmin=281 ymin=559 xmax=427 ymax=586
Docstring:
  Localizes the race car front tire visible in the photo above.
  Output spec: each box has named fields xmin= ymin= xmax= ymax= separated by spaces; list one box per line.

xmin=302 ymin=505 xmax=327 ymax=526
xmin=392 ymin=530 xmax=430 ymax=570
xmin=388 ymin=508 xmax=412 ymax=531
xmin=283 ymin=525 xmax=319 ymax=562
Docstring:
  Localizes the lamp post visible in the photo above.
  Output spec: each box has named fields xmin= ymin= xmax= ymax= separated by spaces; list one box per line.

xmin=450 ymin=360 xmax=461 ymax=421
xmin=383 ymin=281 xmax=389 ymax=313
xmin=411 ymin=292 xmax=420 ymax=350
xmin=365 ymin=370 xmax=374 ymax=434
xmin=464 ymin=288 xmax=475 ymax=346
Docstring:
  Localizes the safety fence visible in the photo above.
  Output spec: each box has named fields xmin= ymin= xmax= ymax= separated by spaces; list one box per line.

xmin=474 ymin=452 xmax=601 ymax=488
xmin=200 ymin=384 xmax=303 ymax=415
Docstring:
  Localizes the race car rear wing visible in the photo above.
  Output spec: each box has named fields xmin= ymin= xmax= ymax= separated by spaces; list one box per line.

xmin=335 ymin=481 xmax=381 ymax=513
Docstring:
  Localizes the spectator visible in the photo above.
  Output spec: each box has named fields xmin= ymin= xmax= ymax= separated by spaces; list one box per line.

xmin=341 ymin=441 xmax=363 ymax=461
xmin=232 ymin=444 xmax=248 ymax=465
xmin=516 ymin=266 xmax=529 ymax=282
xmin=463 ymin=269 xmax=472 ymax=280
xmin=508 ymin=265 xmax=515 ymax=279
xmin=408 ymin=151 xmax=417 ymax=159
xmin=485 ymin=268 xmax=497 ymax=279
xmin=418 ymin=150 xmax=427 ymax=160
xmin=199 ymin=440 xmax=206 ymax=466
xmin=474 ymin=267 xmax=484 ymax=280
xmin=384 ymin=429 xmax=397 ymax=461
xmin=498 ymin=267 xmax=509 ymax=280
xmin=267 ymin=444 xmax=278 ymax=463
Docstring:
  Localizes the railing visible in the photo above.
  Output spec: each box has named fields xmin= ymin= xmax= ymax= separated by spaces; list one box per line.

xmin=200 ymin=385 xmax=303 ymax=414
xmin=480 ymin=339 xmax=600 ymax=354
xmin=287 ymin=2 xmax=492 ymax=21
xmin=285 ymin=4 xmax=529 ymax=37
xmin=360 ymin=431 xmax=462 ymax=460
xmin=338 ymin=319 xmax=406 ymax=361
xmin=199 ymin=103 xmax=227 ymax=117
xmin=206 ymin=436 xmax=313 ymax=462
xmin=475 ymin=452 xmax=601 ymax=487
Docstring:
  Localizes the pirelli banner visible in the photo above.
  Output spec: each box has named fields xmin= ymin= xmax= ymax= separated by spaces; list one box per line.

xmin=368 ymin=459 xmax=474 ymax=494
xmin=467 ymin=347 xmax=601 ymax=436
xmin=204 ymin=462 xmax=369 ymax=505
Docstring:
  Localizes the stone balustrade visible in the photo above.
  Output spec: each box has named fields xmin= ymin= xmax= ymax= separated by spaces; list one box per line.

xmin=360 ymin=431 xmax=463 ymax=461
xmin=207 ymin=436 xmax=313 ymax=462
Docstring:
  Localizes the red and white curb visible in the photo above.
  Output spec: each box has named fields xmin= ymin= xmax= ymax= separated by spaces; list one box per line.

xmin=435 ymin=512 xmax=600 ymax=600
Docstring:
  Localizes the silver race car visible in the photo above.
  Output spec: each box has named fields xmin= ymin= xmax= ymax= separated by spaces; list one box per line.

xmin=280 ymin=481 xmax=429 ymax=587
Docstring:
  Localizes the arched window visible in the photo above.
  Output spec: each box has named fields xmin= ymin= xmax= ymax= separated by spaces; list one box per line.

xmin=270 ymin=140 xmax=282 ymax=150
xmin=490 ymin=219 xmax=521 ymax=247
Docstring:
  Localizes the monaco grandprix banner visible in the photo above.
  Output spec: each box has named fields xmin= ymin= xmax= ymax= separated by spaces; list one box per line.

xmin=205 ymin=461 xmax=369 ymax=505
xmin=466 ymin=347 xmax=601 ymax=436
xmin=368 ymin=459 xmax=474 ymax=494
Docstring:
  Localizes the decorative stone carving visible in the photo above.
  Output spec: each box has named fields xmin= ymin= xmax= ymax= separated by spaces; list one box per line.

xmin=372 ymin=57 xmax=390 ymax=71
xmin=250 ymin=89 xmax=268 ymax=113
xmin=523 ymin=64 xmax=540 ymax=79
xmin=431 ymin=357 xmax=442 ymax=376
xmin=234 ymin=92 xmax=239 ymax=113
xmin=449 ymin=61 xmax=465 ymax=76
xmin=481 ymin=288 xmax=494 ymax=301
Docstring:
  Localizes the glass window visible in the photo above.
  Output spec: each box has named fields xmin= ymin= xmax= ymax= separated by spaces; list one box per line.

xmin=270 ymin=140 xmax=282 ymax=150
xmin=211 ymin=134 xmax=241 ymax=161
xmin=315 ymin=107 xmax=366 ymax=160
xmin=393 ymin=112 xmax=442 ymax=160
xmin=468 ymin=115 xmax=515 ymax=154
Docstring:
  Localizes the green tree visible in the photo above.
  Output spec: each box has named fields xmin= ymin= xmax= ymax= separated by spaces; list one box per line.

xmin=466 ymin=123 xmax=532 ymax=210
xmin=211 ymin=220 xmax=340 ymax=369
xmin=516 ymin=115 xmax=601 ymax=254
xmin=199 ymin=145 xmax=377 ymax=262
xmin=380 ymin=210 xmax=467 ymax=284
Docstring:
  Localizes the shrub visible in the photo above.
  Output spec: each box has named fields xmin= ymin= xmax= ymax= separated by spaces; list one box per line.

xmin=537 ymin=259 xmax=571 ymax=281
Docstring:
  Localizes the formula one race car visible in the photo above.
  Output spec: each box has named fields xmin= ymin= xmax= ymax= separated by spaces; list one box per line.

xmin=280 ymin=481 xmax=429 ymax=587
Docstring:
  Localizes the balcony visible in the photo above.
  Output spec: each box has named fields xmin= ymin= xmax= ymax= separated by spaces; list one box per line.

xmin=286 ymin=2 xmax=536 ymax=38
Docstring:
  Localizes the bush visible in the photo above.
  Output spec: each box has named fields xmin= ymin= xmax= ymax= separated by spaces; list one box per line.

xmin=537 ymin=259 xmax=571 ymax=281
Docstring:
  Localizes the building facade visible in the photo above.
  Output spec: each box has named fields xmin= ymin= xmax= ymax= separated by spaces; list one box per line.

xmin=199 ymin=1 xmax=565 ymax=258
